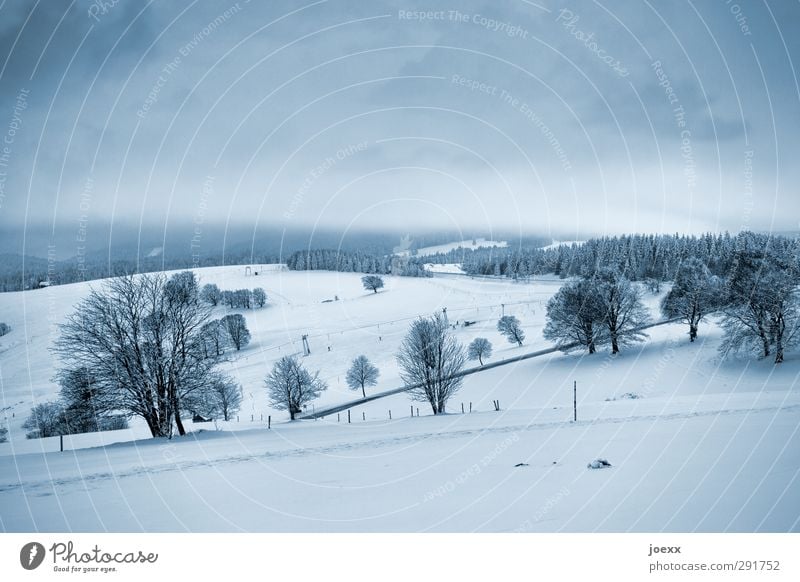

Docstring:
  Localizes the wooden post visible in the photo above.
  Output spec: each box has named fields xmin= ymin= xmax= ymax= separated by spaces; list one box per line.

xmin=268 ymin=416 xmax=271 ymax=429
xmin=60 ymin=434 xmax=63 ymax=452
xmin=389 ymin=410 xmax=392 ymax=419
xmin=469 ymin=402 xmax=472 ymax=413
xmin=461 ymin=403 xmax=464 ymax=414
xmin=416 ymin=407 xmax=419 ymax=417
xmin=251 ymin=414 xmax=254 ymax=422
xmin=411 ymin=405 xmax=413 ymax=417
xmin=362 ymin=412 xmax=365 ymax=421
xmin=573 ymin=380 xmax=577 ymax=422
xmin=260 ymin=414 xmax=263 ymax=421
xmin=237 ymin=415 xmax=239 ymax=422
xmin=337 ymin=413 xmax=340 ymax=422
xmin=348 ymin=410 xmax=351 ymax=423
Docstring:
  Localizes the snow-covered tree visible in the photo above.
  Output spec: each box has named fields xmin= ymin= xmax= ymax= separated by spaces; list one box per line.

xmin=362 ymin=275 xmax=385 ymax=293
xmin=592 ymin=269 xmax=650 ymax=354
xmin=222 ymin=313 xmax=250 ymax=350
xmin=58 ymin=367 xmax=115 ymax=434
xmin=497 ymin=315 xmax=525 ymax=346
xmin=266 ymin=356 xmax=327 ymax=420
xmin=22 ymin=402 xmax=66 ymax=439
xmin=199 ymin=319 xmax=227 ymax=358
xmin=346 ymin=355 xmax=380 ymax=398
xmin=720 ymin=240 xmax=800 ymax=363
xmin=397 ymin=312 xmax=466 ymax=414
xmin=544 ymin=278 xmax=606 ymax=353
xmin=200 ymin=283 xmax=222 ymax=306
xmin=53 ymin=272 xmax=219 ymax=438
xmin=661 ymin=258 xmax=721 ymax=342
xmin=252 ymin=287 xmax=267 ymax=308
xmin=187 ymin=374 xmax=242 ymax=421
xmin=467 ymin=337 xmax=492 ymax=365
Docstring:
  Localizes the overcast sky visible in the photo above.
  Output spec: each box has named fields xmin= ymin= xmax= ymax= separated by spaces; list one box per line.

xmin=0 ymin=0 xmax=798 ymax=243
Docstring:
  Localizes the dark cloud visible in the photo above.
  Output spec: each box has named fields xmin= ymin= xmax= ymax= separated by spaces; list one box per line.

xmin=0 ymin=0 xmax=797 ymax=240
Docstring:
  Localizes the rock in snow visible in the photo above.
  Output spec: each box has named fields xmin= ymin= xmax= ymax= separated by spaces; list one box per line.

xmin=587 ymin=458 xmax=612 ymax=469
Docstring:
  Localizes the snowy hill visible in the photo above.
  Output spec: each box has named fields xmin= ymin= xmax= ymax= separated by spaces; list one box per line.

xmin=395 ymin=238 xmax=508 ymax=258
xmin=0 ymin=265 xmax=798 ymax=532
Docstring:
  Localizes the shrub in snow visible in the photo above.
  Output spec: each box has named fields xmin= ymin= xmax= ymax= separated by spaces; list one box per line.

xmin=0 ymin=322 xmax=9 ymax=336
xmin=22 ymin=402 xmax=67 ymax=439
xmin=0 ymin=426 xmax=7 ymax=443
xmin=587 ymin=458 xmax=612 ymax=469
xmin=606 ymin=392 xmax=641 ymax=401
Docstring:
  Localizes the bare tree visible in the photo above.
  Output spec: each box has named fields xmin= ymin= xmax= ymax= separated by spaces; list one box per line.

xmin=544 ymin=278 xmax=606 ymax=354
xmin=187 ymin=374 xmax=242 ymax=421
xmin=22 ymin=402 xmax=66 ymax=439
xmin=199 ymin=319 xmax=227 ymax=358
xmin=397 ymin=312 xmax=466 ymax=414
xmin=661 ymin=258 xmax=721 ymax=342
xmin=53 ymin=272 xmax=218 ymax=438
xmin=200 ymin=283 xmax=222 ymax=306
xmin=266 ymin=356 xmax=327 ymax=420
xmin=346 ymin=355 xmax=380 ymax=398
xmin=467 ymin=337 xmax=492 ymax=365
xmin=361 ymin=275 xmax=385 ymax=294
xmin=252 ymin=287 xmax=267 ymax=308
xmin=497 ymin=315 xmax=525 ymax=346
xmin=592 ymin=269 xmax=650 ymax=354
xmin=58 ymin=367 xmax=114 ymax=434
xmin=222 ymin=313 xmax=251 ymax=351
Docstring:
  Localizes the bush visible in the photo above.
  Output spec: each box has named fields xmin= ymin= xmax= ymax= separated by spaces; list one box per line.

xmin=22 ymin=402 xmax=66 ymax=439
xmin=0 ymin=322 xmax=10 ymax=336
xmin=0 ymin=426 xmax=7 ymax=443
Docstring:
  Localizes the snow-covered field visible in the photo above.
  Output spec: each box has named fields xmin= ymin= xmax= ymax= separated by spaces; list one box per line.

xmin=0 ymin=266 xmax=798 ymax=532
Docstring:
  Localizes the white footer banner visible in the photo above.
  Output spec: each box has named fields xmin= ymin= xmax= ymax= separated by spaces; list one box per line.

xmin=1 ymin=533 xmax=797 ymax=580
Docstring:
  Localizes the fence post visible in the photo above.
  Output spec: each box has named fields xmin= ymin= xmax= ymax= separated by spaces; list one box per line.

xmin=337 ymin=413 xmax=340 ymax=423
xmin=461 ymin=403 xmax=464 ymax=414
xmin=362 ymin=412 xmax=365 ymax=421
xmin=389 ymin=410 xmax=392 ymax=420
xmin=573 ymin=380 xmax=577 ymax=422
xmin=469 ymin=402 xmax=472 ymax=413
xmin=416 ymin=407 xmax=419 ymax=417
xmin=411 ymin=405 xmax=413 ymax=417
xmin=60 ymin=434 xmax=63 ymax=453
xmin=268 ymin=415 xmax=271 ymax=429
xmin=348 ymin=410 xmax=351 ymax=423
